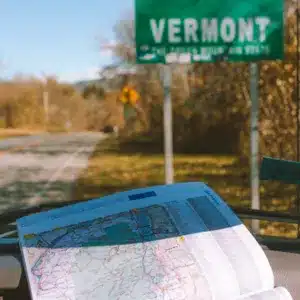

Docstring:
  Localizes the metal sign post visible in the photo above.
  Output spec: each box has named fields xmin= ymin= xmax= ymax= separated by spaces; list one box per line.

xmin=161 ymin=65 xmax=174 ymax=184
xmin=135 ymin=0 xmax=284 ymax=190
xmin=43 ymin=91 xmax=49 ymax=126
xmin=250 ymin=62 xmax=260 ymax=233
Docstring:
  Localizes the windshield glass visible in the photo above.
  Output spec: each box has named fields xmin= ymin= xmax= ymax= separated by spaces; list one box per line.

xmin=0 ymin=0 xmax=298 ymax=245
xmin=1 ymin=1 xmax=300 ymax=300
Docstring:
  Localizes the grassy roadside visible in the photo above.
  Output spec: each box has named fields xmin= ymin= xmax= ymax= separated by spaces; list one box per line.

xmin=73 ymin=137 xmax=298 ymax=238
xmin=0 ymin=129 xmax=44 ymax=140
xmin=73 ymin=138 xmax=249 ymax=203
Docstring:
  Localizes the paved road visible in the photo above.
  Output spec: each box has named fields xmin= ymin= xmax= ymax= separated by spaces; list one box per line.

xmin=0 ymin=135 xmax=47 ymax=151
xmin=0 ymin=132 xmax=105 ymax=212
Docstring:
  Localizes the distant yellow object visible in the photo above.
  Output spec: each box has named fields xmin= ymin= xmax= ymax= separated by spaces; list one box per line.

xmin=119 ymin=86 xmax=140 ymax=106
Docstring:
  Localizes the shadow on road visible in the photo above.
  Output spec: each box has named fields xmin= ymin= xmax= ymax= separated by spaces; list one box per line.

xmin=0 ymin=179 xmax=75 ymax=213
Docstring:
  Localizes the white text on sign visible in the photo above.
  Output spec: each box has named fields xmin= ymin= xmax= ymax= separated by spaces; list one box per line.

xmin=150 ymin=17 xmax=270 ymax=44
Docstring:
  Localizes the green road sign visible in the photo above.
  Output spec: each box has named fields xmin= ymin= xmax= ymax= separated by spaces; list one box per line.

xmin=260 ymin=157 xmax=300 ymax=184
xmin=135 ymin=0 xmax=284 ymax=64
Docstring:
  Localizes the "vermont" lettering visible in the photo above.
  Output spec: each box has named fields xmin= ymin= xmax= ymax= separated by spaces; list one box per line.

xmin=149 ymin=17 xmax=270 ymax=44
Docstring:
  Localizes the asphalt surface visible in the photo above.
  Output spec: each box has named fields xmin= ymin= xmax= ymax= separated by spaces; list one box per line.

xmin=0 ymin=132 xmax=105 ymax=213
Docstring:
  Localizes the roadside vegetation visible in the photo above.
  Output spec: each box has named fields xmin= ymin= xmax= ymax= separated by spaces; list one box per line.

xmin=0 ymin=129 xmax=43 ymax=140
xmin=0 ymin=77 xmax=123 ymax=134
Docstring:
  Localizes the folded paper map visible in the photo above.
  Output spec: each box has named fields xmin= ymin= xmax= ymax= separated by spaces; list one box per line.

xmin=16 ymin=182 xmax=293 ymax=300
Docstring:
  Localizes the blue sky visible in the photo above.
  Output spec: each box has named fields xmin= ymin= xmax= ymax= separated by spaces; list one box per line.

xmin=0 ymin=0 xmax=133 ymax=82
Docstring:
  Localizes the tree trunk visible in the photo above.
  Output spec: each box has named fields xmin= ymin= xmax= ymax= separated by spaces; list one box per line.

xmin=5 ymin=103 xmax=13 ymax=128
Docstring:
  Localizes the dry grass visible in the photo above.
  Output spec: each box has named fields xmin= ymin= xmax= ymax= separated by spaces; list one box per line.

xmin=0 ymin=129 xmax=44 ymax=139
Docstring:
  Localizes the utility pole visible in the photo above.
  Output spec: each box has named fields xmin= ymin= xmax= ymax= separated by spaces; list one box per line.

xmin=296 ymin=4 xmax=300 ymax=238
xmin=43 ymin=91 xmax=49 ymax=129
